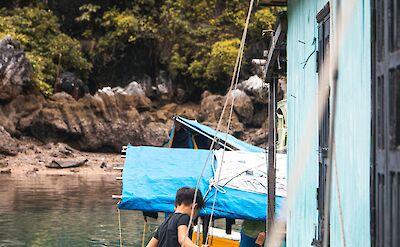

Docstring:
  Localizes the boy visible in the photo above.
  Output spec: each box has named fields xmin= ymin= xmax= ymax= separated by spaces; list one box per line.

xmin=147 ymin=187 xmax=208 ymax=247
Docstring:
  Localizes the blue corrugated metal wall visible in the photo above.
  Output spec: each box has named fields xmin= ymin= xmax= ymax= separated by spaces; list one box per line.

xmin=286 ymin=0 xmax=371 ymax=246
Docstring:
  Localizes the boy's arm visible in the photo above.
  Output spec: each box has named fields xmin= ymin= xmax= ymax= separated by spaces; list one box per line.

xmin=177 ymin=225 xmax=200 ymax=247
xmin=146 ymin=237 xmax=158 ymax=247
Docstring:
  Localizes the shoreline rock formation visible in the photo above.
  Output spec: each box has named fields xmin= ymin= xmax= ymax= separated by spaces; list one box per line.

xmin=0 ymin=36 xmax=33 ymax=102
xmin=0 ymin=37 xmax=280 ymax=155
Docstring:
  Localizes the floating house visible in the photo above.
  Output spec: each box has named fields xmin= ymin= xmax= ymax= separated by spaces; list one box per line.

xmin=261 ymin=0 xmax=399 ymax=246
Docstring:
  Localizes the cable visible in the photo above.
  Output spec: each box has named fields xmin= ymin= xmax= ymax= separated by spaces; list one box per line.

xmin=117 ymin=204 xmax=123 ymax=247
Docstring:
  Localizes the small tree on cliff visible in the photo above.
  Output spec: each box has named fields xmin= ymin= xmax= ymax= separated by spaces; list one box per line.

xmin=0 ymin=7 xmax=92 ymax=96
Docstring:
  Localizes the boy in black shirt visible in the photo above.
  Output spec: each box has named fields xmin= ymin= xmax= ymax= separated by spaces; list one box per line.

xmin=146 ymin=187 xmax=208 ymax=247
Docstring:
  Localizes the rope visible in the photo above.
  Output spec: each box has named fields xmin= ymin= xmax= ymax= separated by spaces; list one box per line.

xmin=182 ymin=0 xmax=255 ymax=245
xmin=333 ymin=150 xmax=346 ymax=247
xmin=117 ymin=204 xmax=123 ymax=247
xmin=141 ymin=220 xmax=147 ymax=247
xmin=205 ymin=0 xmax=255 ymax=244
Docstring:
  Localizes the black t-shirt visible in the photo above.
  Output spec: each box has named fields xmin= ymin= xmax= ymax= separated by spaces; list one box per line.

xmin=154 ymin=213 xmax=191 ymax=246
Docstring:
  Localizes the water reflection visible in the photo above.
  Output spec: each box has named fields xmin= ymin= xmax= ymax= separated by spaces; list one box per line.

xmin=0 ymin=174 xmax=163 ymax=247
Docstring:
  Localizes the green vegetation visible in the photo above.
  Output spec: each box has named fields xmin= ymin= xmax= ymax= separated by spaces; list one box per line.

xmin=0 ymin=7 xmax=92 ymax=96
xmin=0 ymin=1 xmax=282 ymax=96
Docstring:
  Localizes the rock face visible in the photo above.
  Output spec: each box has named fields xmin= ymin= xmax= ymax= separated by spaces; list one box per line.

xmin=199 ymin=91 xmax=245 ymax=134
xmin=0 ymin=126 xmax=18 ymax=155
xmin=229 ymin=89 xmax=254 ymax=125
xmin=0 ymin=36 xmax=33 ymax=102
xmin=240 ymin=75 xmax=268 ymax=104
xmin=0 ymin=93 xmax=45 ymax=135
xmin=0 ymin=80 xmax=202 ymax=153
xmin=25 ymin=81 xmax=202 ymax=151
xmin=0 ymin=36 xmax=273 ymax=154
xmin=29 ymin=83 xmax=154 ymax=151
xmin=0 ymin=36 xmax=279 ymax=154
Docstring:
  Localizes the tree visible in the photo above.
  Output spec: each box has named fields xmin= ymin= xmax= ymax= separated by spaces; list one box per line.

xmin=0 ymin=7 xmax=92 ymax=96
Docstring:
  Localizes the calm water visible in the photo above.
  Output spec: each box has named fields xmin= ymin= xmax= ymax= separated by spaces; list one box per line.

xmin=0 ymin=174 xmax=163 ymax=247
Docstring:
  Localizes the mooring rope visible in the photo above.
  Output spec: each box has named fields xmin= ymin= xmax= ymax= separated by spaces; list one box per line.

xmin=117 ymin=204 xmax=123 ymax=247
xmin=141 ymin=220 xmax=147 ymax=247
xmin=205 ymin=0 xmax=255 ymax=243
xmin=182 ymin=0 xmax=255 ymax=245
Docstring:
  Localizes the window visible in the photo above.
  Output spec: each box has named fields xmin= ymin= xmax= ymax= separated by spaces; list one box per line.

xmin=313 ymin=3 xmax=330 ymax=247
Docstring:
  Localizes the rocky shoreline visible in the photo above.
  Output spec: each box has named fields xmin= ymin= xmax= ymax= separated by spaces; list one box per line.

xmin=0 ymin=137 xmax=120 ymax=176
xmin=0 ymin=36 xmax=286 ymax=177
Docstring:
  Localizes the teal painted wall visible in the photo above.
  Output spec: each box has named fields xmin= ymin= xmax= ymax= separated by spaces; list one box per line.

xmin=286 ymin=0 xmax=371 ymax=246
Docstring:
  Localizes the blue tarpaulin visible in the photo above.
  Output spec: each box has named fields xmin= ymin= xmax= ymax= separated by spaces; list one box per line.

xmin=175 ymin=116 xmax=265 ymax=153
xmin=119 ymin=146 xmax=285 ymax=220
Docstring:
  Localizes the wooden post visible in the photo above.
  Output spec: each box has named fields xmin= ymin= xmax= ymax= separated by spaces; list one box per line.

xmin=267 ymin=77 xmax=277 ymax=232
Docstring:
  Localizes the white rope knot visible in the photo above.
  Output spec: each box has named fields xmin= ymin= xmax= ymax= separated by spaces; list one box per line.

xmin=208 ymin=177 xmax=226 ymax=194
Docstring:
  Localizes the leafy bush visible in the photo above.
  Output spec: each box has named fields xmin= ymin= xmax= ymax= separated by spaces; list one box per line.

xmin=1 ymin=2 xmax=282 ymax=95
xmin=0 ymin=7 xmax=92 ymax=96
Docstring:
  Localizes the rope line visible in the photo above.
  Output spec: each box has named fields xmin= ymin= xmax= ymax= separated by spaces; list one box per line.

xmin=182 ymin=0 xmax=255 ymax=245
xmin=117 ymin=203 xmax=123 ymax=247
xmin=205 ymin=0 xmax=255 ymax=243
xmin=141 ymin=220 xmax=147 ymax=247
xmin=333 ymin=149 xmax=346 ymax=247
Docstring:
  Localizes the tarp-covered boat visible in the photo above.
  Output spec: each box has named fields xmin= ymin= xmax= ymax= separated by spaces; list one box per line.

xmin=119 ymin=117 xmax=286 ymax=221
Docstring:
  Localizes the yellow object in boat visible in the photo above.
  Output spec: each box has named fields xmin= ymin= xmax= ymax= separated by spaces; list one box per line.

xmin=192 ymin=226 xmax=240 ymax=247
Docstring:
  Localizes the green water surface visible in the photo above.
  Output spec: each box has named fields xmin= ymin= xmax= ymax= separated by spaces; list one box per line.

xmin=0 ymin=174 xmax=162 ymax=247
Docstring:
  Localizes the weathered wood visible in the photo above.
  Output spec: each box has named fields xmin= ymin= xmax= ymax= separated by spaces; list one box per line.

xmin=259 ymin=0 xmax=287 ymax=6
xmin=252 ymin=59 xmax=267 ymax=66
xmin=264 ymin=13 xmax=287 ymax=81
xmin=46 ymin=159 xmax=88 ymax=169
xmin=267 ymin=78 xmax=277 ymax=232
xmin=112 ymin=195 xmax=122 ymax=199
xmin=265 ymin=11 xmax=287 ymax=235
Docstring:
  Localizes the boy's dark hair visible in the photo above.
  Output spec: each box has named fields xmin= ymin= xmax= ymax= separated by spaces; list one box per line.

xmin=175 ymin=187 xmax=205 ymax=209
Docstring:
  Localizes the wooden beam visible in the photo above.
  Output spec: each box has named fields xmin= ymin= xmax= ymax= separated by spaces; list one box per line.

xmin=116 ymin=176 xmax=122 ymax=180
xmin=267 ymin=78 xmax=277 ymax=231
xmin=113 ymin=167 xmax=124 ymax=170
xmin=265 ymin=12 xmax=287 ymax=81
xmin=112 ymin=195 xmax=122 ymax=199
xmin=259 ymin=0 xmax=287 ymax=6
